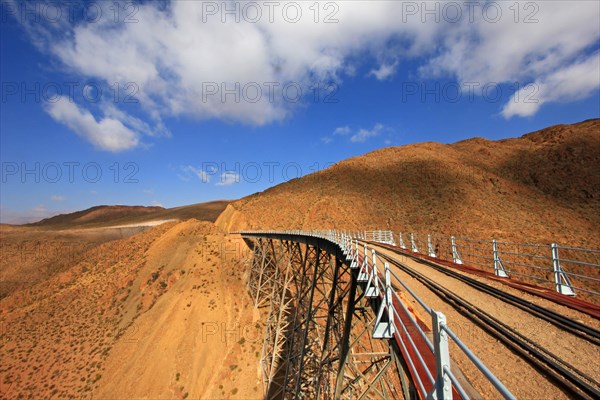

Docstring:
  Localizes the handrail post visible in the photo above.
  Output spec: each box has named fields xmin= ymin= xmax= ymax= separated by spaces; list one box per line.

xmin=373 ymin=262 xmax=395 ymax=338
xmin=429 ymin=311 xmax=451 ymax=400
xmin=451 ymin=236 xmax=463 ymax=264
xmin=492 ymin=240 xmax=509 ymax=278
xmin=358 ymin=243 xmax=369 ymax=282
xmin=365 ymin=249 xmax=380 ymax=297
xmin=399 ymin=232 xmax=406 ymax=249
xmin=411 ymin=233 xmax=419 ymax=253
xmin=428 ymin=234 xmax=436 ymax=258
xmin=552 ymin=244 xmax=575 ymax=296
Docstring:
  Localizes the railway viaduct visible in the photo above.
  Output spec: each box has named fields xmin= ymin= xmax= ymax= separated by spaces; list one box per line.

xmin=238 ymin=230 xmax=600 ymax=400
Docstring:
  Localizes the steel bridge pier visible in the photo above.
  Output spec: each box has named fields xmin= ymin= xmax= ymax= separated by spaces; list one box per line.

xmin=243 ymin=233 xmax=407 ymax=400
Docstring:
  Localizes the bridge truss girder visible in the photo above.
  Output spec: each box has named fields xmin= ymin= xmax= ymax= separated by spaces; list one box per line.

xmin=245 ymin=236 xmax=406 ymax=399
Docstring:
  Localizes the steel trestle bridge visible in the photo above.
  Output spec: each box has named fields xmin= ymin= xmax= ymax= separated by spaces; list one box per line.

xmin=239 ymin=230 xmax=532 ymax=400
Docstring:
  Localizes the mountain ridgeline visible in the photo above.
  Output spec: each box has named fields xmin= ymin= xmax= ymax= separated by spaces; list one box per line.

xmin=217 ymin=119 xmax=600 ymax=249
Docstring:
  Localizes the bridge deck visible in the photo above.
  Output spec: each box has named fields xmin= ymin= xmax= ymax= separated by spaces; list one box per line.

xmin=239 ymin=231 xmax=600 ymax=399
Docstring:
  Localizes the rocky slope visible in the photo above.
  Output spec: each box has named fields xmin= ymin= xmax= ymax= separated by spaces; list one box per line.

xmin=217 ymin=119 xmax=600 ymax=249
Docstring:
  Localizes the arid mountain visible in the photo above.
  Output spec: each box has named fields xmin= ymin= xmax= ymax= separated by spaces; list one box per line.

xmin=26 ymin=201 xmax=230 ymax=229
xmin=1 ymin=198 xmax=257 ymax=399
xmin=217 ymin=119 xmax=600 ymax=249
xmin=1 ymin=120 xmax=598 ymax=399
xmin=0 ymin=201 xmax=230 ymax=299
xmin=28 ymin=205 xmax=165 ymax=227
xmin=0 ymin=220 xmax=260 ymax=400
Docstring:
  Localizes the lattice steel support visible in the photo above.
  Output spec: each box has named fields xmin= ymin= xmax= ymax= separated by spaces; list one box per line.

xmin=246 ymin=237 xmax=405 ymax=399
xmin=247 ymin=238 xmax=283 ymax=308
xmin=260 ymin=241 xmax=298 ymax=397
xmin=282 ymin=243 xmax=333 ymax=398
xmin=334 ymin=278 xmax=402 ymax=399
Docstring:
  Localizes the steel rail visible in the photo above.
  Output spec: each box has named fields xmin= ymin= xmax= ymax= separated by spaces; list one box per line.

xmin=374 ymin=249 xmax=600 ymax=400
xmin=375 ymin=242 xmax=600 ymax=346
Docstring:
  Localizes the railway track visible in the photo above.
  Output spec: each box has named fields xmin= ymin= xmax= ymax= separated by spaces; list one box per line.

xmin=375 ymin=242 xmax=600 ymax=346
xmin=370 ymin=245 xmax=600 ymax=400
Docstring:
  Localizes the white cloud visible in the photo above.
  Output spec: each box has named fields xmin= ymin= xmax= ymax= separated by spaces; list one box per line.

xmin=334 ymin=126 xmax=351 ymax=135
xmin=421 ymin=2 xmax=600 ymax=84
xmin=502 ymin=53 xmax=600 ymax=118
xmin=419 ymin=2 xmax=600 ymax=118
xmin=45 ymin=97 xmax=140 ymax=152
xmin=15 ymin=1 xmax=442 ymax=140
xmin=326 ymin=123 xmax=389 ymax=143
xmin=369 ymin=61 xmax=399 ymax=81
xmin=11 ymin=0 xmax=599 ymax=146
xmin=216 ymin=172 xmax=240 ymax=187
xmin=321 ymin=125 xmax=352 ymax=143
xmin=50 ymin=195 xmax=66 ymax=202
xmin=351 ymin=123 xmax=385 ymax=143
xmin=180 ymin=166 xmax=211 ymax=183
xmin=102 ymin=103 xmax=170 ymax=138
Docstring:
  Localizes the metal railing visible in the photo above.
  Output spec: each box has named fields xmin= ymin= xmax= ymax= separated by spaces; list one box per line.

xmin=239 ymin=229 xmax=516 ymax=400
xmin=362 ymin=230 xmax=600 ymax=300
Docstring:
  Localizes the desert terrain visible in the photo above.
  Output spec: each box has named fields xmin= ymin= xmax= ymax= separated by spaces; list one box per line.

xmin=218 ymin=119 xmax=599 ymax=249
xmin=1 ymin=120 xmax=599 ymax=399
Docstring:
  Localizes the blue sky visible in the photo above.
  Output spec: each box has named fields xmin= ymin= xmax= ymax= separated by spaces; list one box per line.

xmin=1 ymin=0 xmax=599 ymax=223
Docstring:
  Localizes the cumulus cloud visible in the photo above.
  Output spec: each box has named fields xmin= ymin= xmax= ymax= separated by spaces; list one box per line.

xmin=502 ymin=53 xmax=600 ymax=118
xmin=322 ymin=125 xmax=352 ymax=143
xmin=369 ymin=61 xmax=399 ymax=81
xmin=351 ymin=123 xmax=385 ymax=143
xmin=50 ymin=195 xmax=66 ymax=202
xmin=45 ymin=97 xmax=140 ymax=152
xmin=216 ymin=172 xmax=240 ymax=187
xmin=419 ymin=1 xmax=600 ymax=119
xmin=180 ymin=166 xmax=211 ymax=183
xmin=10 ymin=0 xmax=600 ymax=149
xmin=334 ymin=126 xmax=351 ymax=135
xmin=325 ymin=123 xmax=388 ymax=144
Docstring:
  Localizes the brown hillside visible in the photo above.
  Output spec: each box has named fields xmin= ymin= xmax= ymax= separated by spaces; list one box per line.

xmin=1 ymin=120 xmax=598 ymax=399
xmin=27 ymin=201 xmax=230 ymax=229
xmin=28 ymin=205 xmax=165 ymax=227
xmin=0 ymin=201 xmax=230 ymax=299
xmin=217 ymin=119 xmax=600 ymax=249
xmin=0 ymin=220 xmax=260 ymax=399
